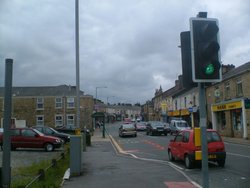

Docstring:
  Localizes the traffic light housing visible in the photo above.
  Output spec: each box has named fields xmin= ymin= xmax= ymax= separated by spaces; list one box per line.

xmin=180 ymin=31 xmax=197 ymax=88
xmin=190 ymin=18 xmax=222 ymax=82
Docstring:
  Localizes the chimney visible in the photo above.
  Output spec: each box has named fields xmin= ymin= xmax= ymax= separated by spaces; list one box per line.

xmin=222 ymin=64 xmax=235 ymax=75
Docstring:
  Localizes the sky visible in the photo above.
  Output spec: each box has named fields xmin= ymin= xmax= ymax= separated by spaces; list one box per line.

xmin=1 ymin=0 xmax=250 ymax=104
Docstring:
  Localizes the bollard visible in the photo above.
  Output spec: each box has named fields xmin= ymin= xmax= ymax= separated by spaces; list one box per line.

xmin=51 ymin=159 xmax=57 ymax=167
xmin=38 ymin=169 xmax=45 ymax=181
xmin=86 ymin=130 xmax=91 ymax=146
xmin=82 ymin=132 xmax=86 ymax=151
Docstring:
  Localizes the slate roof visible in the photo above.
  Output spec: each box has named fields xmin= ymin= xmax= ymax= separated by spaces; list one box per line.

xmin=223 ymin=61 xmax=250 ymax=80
xmin=0 ymin=85 xmax=84 ymax=97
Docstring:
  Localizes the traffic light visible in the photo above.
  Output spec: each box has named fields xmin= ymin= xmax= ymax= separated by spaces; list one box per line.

xmin=180 ymin=31 xmax=197 ymax=88
xmin=190 ymin=18 xmax=222 ymax=82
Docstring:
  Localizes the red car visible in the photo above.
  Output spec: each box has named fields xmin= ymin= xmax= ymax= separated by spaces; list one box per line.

xmin=0 ymin=128 xmax=62 ymax=152
xmin=135 ymin=122 xmax=147 ymax=131
xmin=167 ymin=129 xmax=226 ymax=169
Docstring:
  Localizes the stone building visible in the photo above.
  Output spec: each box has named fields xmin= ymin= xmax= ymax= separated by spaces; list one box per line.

xmin=206 ymin=62 xmax=250 ymax=139
xmin=0 ymin=85 xmax=94 ymax=130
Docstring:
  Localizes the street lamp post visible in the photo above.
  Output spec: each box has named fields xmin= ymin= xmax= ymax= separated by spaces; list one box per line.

xmin=75 ymin=0 xmax=80 ymax=128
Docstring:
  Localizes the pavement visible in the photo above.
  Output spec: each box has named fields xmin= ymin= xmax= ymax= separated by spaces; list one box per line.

xmin=62 ymin=128 xmax=250 ymax=188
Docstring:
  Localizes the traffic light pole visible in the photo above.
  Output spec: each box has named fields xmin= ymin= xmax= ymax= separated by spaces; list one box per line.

xmin=199 ymin=82 xmax=209 ymax=188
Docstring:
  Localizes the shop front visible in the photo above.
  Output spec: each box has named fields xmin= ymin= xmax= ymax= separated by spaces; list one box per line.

xmin=167 ymin=109 xmax=193 ymax=126
xmin=211 ymin=99 xmax=248 ymax=139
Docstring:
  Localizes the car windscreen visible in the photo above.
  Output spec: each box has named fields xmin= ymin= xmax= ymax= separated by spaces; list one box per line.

xmin=50 ymin=127 xmax=59 ymax=133
xmin=176 ymin=122 xmax=188 ymax=127
xmin=207 ymin=131 xmax=221 ymax=142
xmin=122 ymin=124 xmax=135 ymax=129
xmin=151 ymin=122 xmax=164 ymax=127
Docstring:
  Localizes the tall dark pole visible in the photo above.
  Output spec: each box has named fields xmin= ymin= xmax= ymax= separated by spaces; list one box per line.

xmin=2 ymin=59 xmax=13 ymax=188
xmin=199 ymin=83 xmax=209 ymax=188
xmin=75 ymin=0 xmax=80 ymax=128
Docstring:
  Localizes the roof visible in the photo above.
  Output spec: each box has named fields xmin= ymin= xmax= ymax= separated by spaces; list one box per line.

xmin=223 ymin=61 xmax=250 ymax=80
xmin=0 ymin=85 xmax=84 ymax=97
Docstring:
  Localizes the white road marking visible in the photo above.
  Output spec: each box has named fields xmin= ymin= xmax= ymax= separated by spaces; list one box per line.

xmin=227 ymin=152 xmax=250 ymax=159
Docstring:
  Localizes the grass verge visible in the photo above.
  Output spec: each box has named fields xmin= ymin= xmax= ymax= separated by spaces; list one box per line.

xmin=11 ymin=146 xmax=69 ymax=188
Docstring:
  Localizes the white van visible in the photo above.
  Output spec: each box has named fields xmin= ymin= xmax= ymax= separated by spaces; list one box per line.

xmin=170 ymin=120 xmax=190 ymax=135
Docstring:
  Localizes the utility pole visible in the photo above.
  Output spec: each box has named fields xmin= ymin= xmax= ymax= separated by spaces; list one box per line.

xmin=2 ymin=59 xmax=13 ymax=188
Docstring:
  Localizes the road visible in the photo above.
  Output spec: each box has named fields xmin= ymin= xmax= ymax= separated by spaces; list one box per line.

xmin=106 ymin=122 xmax=250 ymax=188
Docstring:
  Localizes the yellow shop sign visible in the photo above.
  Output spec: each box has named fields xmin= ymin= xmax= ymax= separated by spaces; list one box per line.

xmin=212 ymin=101 xmax=242 ymax=112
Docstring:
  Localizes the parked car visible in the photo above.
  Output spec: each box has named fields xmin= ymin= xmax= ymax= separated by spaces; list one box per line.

xmin=169 ymin=120 xmax=190 ymax=135
xmin=164 ymin=123 xmax=171 ymax=134
xmin=119 ymin=123 xmax=137 ymax=137
xmin=0 ymin=128 xmax=62 ymax=152
xmin=123 ymin=118 xmax=132 ymax=124
xmin=32 ymin=126 xmax=70 ymax=143
xmin=135 ymin=121 xmax=147 ymax=131
xmin=167 ymin=129 xmax=226 ymax=169
xmin=146 ymin=121 xmax=169 ymax=136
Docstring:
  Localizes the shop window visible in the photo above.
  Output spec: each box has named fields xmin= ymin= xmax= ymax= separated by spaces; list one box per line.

xmin=217 ymin=111 xmax=226 ymax=130
xmin=236 ymin=80 xmax=243 ymax=97
xmin=232 ymin=109 xmax=242 ymax=131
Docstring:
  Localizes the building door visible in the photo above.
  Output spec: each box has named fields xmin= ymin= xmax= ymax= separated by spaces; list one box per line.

xmin=231 ymin=109 xmax=243 ymax=138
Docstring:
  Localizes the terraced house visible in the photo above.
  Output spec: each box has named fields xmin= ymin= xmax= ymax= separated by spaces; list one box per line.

xmin=206 ymin=62 xmax=250 ymax=139
xmin=144 ymin=62 xmax=250 ymax=140
xmin=0 ymin=85 xmax=94 ymax=130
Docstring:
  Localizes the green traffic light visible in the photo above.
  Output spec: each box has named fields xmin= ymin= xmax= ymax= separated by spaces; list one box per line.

xmin=205 ymin=63 xmax=215 ymax=75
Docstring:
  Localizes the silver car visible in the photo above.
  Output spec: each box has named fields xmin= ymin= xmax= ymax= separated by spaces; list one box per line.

xmin=119 ymin=123 xmax=137 ymax=137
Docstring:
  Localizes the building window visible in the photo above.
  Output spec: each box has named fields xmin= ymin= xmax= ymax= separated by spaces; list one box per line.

xmin=184 ymin=97 xmax=187 ymax=108
xmin=175 ymin=100 xmax=177 ymax=110
xmin=214 ymin=86 xmax=221 ymax=102
xmin=67 ymin=97 xmax=75 ymax=108
xmin=37 ymin=98 xmax=44 ymax=109
xmin=236 ymin=80 xmax=243 ymax=97
xmin=55 ymin=97 xmax=62 ymax=108
xmin=36 ymin=115 xmax=44 ymax=126
xmin=224 ymin=82 xmax=230 ymax=100
xmin=193 ymin=95 xmax=196 ymax=106
xmin=67 ymin=115 xmax=74 ymax=127
xmin=55 ymin=115 xmax=63 ymax=127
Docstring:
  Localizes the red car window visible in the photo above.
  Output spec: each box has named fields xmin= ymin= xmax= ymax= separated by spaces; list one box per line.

xmin=183 ymin=132 xmax=190 ymax=143
xmin=175 ymin=133 xmax=183 ymax=142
